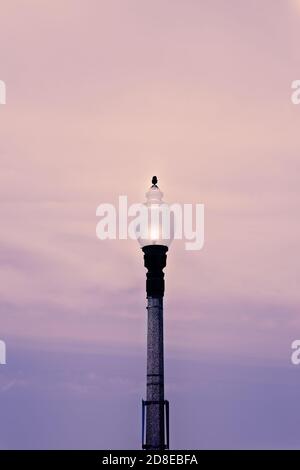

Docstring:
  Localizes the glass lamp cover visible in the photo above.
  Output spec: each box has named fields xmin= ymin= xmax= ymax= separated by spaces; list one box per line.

xmin=137 ymin=181 xmax=174 ymax=248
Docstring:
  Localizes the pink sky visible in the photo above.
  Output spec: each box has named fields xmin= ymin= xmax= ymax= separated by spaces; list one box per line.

xmin=1 ymin=0 xmax=300 ymax=360
xmin=0 ymin=0 xmax=300 ymax=448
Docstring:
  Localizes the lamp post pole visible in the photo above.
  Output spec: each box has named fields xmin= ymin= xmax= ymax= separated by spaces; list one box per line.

xmin=140 ymin=178 xmax=170 ymax=451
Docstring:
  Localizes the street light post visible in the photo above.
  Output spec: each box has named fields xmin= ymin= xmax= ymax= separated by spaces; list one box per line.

xmin=139 ymin=177 xmax=171 ymax=451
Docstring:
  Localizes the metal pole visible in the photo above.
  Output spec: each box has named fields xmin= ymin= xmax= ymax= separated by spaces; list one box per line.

xmin=146 ymin=296 xmax=165 ymax=449
xmin=142 ymin=245 xmax=169 ymax=451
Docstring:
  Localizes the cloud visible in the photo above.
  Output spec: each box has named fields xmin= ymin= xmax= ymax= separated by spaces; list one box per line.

xmin=0 ymin=0 xmax=299 ymax=361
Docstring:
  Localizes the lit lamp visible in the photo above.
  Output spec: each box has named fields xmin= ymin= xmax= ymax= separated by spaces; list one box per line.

xmin=139 ymin=176 xmax=173 ymax=451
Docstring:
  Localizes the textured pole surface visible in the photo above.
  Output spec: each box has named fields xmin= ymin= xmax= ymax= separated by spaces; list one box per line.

xmin=142 ymin=245 xmax=168 ymax=450
xmin=146 ymin=297 xmax=165 ymax=449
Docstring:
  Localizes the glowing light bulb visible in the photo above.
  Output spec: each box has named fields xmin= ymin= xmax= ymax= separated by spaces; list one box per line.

xmin=137 ymin=177 xmax=174 ymax=248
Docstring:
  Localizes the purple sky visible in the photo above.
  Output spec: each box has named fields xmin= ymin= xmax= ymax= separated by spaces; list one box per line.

xmin=1 ymin=0 xmax=300 ymax=449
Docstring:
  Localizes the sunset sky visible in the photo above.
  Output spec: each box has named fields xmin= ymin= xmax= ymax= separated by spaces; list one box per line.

xmin=0 ymin=0 xmax=300 ymax=449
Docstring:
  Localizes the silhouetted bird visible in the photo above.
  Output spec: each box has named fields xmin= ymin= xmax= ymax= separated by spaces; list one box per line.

xmin=152 ymin=176 xmax=158 ymax=186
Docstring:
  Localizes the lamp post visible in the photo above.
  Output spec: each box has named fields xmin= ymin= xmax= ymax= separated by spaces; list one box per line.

xmin=139 ymin=177 xmax=172 ymax=451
